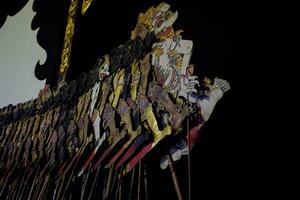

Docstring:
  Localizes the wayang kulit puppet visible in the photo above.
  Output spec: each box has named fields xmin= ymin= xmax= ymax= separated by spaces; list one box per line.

xmin=0 ymin=2 xmax=230 ymax=199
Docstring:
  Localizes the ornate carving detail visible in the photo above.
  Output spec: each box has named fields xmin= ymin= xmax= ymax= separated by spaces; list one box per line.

xmin=81 ymin=0 xmax=94 ymax=15
xmin=59 ymin=0 xmax=80 ymax=79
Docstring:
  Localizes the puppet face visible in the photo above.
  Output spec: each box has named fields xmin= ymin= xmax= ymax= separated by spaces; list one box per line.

xmin=98 ymin=55 xmax=110 ymax=80
xmin=151 ymin=3 xmax=178 ymax=34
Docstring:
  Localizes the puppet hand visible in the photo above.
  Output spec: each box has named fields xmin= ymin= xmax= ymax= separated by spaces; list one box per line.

xmin=197 ymin=77 xmax=230 ymax=121
xmin=213 ymin=77 xmax=230 ymax=94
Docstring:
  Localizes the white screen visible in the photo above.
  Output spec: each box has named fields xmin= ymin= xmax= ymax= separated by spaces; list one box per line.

xmin=0 ymin=0 xmax=47 ymax=108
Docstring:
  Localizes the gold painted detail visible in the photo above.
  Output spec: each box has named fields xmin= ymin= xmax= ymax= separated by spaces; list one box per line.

xmin=81 ymin=0 xmax=94 ymax=15
xmin=168 ymin=49 xmax=183 ymax=69
xmin=152 ymin=45 xmax=164 ymax=56
xmin=59 ymin=0 xmax=80 ymax=76
xmin=131 ymin=2 xmax=165 ymax=39
xmin=130 ymin=60 xmax=140 ymax=101
xmin=131 ymin=2 xmax=179 ymax=41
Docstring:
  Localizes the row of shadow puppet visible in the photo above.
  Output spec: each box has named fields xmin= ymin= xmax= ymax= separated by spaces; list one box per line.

xmin=0 ymin=3 xmax=223 ymax=199
xmin=0 ymin=33 xmax=204 ymax=200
